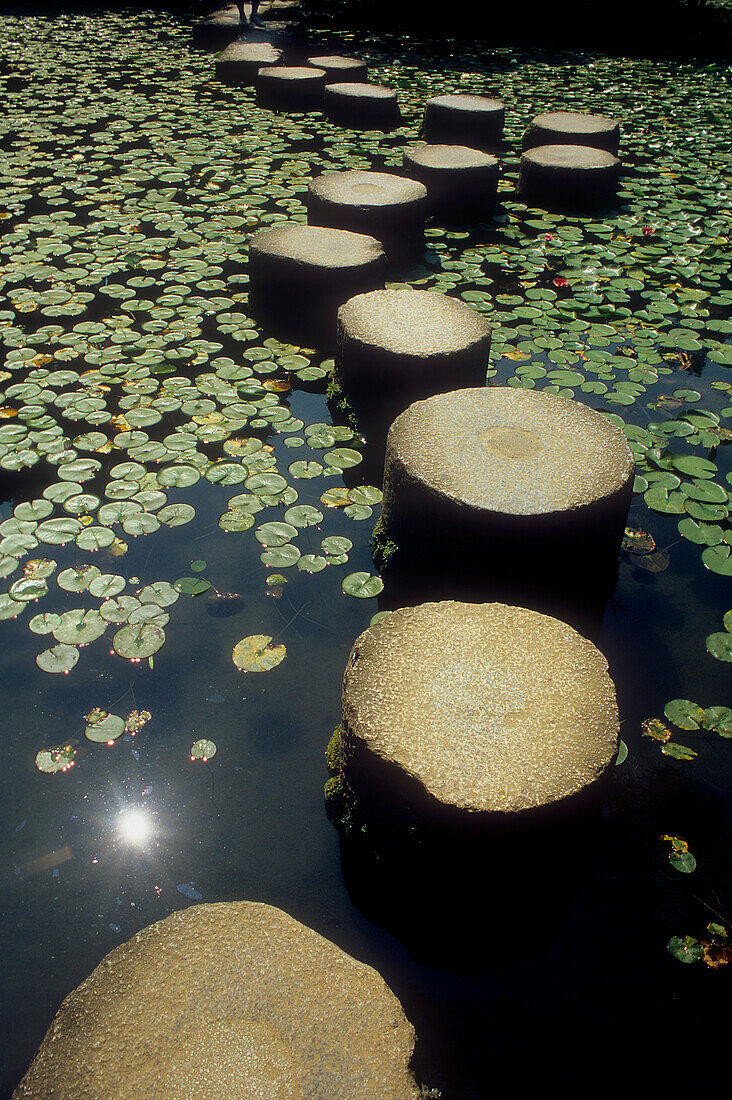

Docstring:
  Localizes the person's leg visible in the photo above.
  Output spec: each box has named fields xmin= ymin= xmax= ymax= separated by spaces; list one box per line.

xmin=249 ymin=0 xmax=264 ymax=27
xmin=236 ymin=1 xmax=246 ymax=22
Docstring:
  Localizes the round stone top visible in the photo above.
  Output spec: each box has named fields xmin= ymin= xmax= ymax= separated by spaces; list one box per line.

xmin=387 ymin=387 xmax=634 ymax=515
xmin=339 ymin=289 xmax=491 ymax=357
xmin=404 ymin=143 xmax=498 ymax=169
xmin=308 ymin=55 xmax=365 ymax=69
xmin=309 ymin=170 xmax=427 ymax=208
xmin=342 ymin=601 xmax=619 ymax=814
xmin=531 ymin=110 xmax=618 ymax=135
xmin=14 ymin=901 xmax=420 ymax=1100
xmin=324 ymin=82 xmax=395 ymax=100
xmin=219 ymin=41 xmax=282 ymax=63
xmin=427 ymin=93 xmax=504 ymax=113
xmin=522 ymin=144 xmax=619 ymax=170
xmin=258 ymin=65 xmax=326 ymax=80
xmin=250 ymin=224 xmax=384 ymax=268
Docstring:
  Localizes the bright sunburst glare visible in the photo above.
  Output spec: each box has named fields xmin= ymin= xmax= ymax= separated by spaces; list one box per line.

xmin=116 ymin=809 xmax=153 ymax=846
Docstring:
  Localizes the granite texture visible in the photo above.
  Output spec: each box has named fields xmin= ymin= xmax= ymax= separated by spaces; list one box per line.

xmin=341 ymin=601 xmax=620 ymax=816
xmin=14 ymin=901 xmax=420 ymax=1100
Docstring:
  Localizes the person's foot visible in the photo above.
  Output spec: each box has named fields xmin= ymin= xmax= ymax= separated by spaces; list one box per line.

xmin=249 ymin=12 xmax=265 ymax=26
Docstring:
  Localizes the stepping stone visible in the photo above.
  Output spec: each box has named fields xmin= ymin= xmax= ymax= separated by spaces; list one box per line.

xmin=333 ymin=288 xmax=491 ymax=445
xmin=524 ymin=110 xmax=620 ymax=154
xmin=377 ymin=387 xmax=634 ymax=625
xmin=13 ymin=901 xmax=420 ymax=1100
xmin=402 ymin=143 xmax=499 ymax=218
xmin=339 ymin=600 xmax=620 ymax=825
xmin=323 ymin=82 xmax=401 ymax=130
xmin=215 ymin=41 xmax=282 ymax=83
xmin=307 ymin=54 xmax=368 ymax=83
xmin=256 ymin=64 xmax=326 ymax=111
xmin=248 ymin=224 xmax=386 ymax=348
xmin=306 ymin=170 xmax=427 ymax=266
xmin=518 ymin=144 xmax=621 ymax=209
xmin=422 ymin=94 xmax=505 ymax=152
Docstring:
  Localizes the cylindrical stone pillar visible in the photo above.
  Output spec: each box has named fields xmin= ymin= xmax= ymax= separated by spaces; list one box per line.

xmin=518 ymin=144 xmax=621 ymax=209
xmin=215 ymin=41 xmax=282 ymax=84
xmin=523 ymin=111 xmax=620 ymax=154
xmin=192 ymin=14 xmax=240 ymax=51
xmin=333 ymin=288 xmax=491 ymax=447
xmin=248 ymin=224 xmax=387 ymax=349
xmin=401 ymin=144 xmax=499 ymax=218
xmin=377 ymin=387 xmax=634 ymax=627
xmin=337 ymin=600 xmax=620 ymax=829
xmin=322 ymin=83 xmax=401 ymax=130
xmin=422 ymin=94 xmax=505 ymax=152
xmin=306 ymin=170 xmax=427 ymax=266
xmin=13 ymin=901 xmax=421 ymax=1100
xmin=255 ymin=65 xmax=326 ymax=111
xmin=307 ymin=54 xmax=368 ymax=83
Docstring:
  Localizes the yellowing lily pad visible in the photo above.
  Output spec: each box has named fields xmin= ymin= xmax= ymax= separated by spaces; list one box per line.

xmin=232 ymin=634 xmax=286 ymax=672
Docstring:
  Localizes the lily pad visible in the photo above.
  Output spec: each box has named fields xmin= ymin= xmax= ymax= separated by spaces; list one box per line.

xmin=35 ymin=745 xmax=76 ymax=773
xmin=232 ymin=634 xmax=286 ymax=672
xmin=342 ymin=571 xmax=384 ymax=598
xmin=113 ymin=623 xmax=165 ymax=660
xmin=36 ymin=643 xmax=79 ymax=674
xmin=85 ymin=711 xmax=125 ymax=743
xmin=191 ymin=738 xmax=216 ymax=761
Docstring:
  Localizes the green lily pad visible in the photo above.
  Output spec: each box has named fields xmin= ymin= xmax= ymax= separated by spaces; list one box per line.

xmin=191 ymin=738 xmax=216 ymax=761
xmin=113 ymin=623 xmax=165 ymax=660
xmin=342 ymin=571 xmax=384 ymax=598
xmin=36 ymin=643 xmax=79 ymax=674
xmin=85 ymin=712 xmax=125 ymax=743
xmin=35 ymin=745 xmax=76 ymax=773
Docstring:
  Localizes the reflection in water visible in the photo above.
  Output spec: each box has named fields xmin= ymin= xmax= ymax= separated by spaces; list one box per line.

xmin=116 ymin=809 xmax=154 ymax=847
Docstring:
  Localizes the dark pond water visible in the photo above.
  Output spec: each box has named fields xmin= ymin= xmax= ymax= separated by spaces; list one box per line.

xmin=0 ymin=7 xmax=730 ymax=1097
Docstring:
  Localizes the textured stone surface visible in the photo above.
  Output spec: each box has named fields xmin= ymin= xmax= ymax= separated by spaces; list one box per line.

xmin=215 ymin=41 xmax=282 ymax=83
xmin=384 ymin=386 xmax=633 ymax=515
xmin=422 ymin=94 xmax=505 ymax=151
xmin=255 ymin=65 xmax=326 ymax=110
xmin=523 ymin=110 xmax=620 ymax=153
xmin=402 ymin=143 xmax=499 ymax=216
xmin=307 ymin=170 xmax=427 ymax=265
xmin=379 ymin=387 xmax=634 ymax=629
xmin=323 ymin=82 xmax=401 ymax=130
xmin=307 ymin=54 xmax=368 ymax=82
xmin=341 ymin=601 xmax=620 ymax=817
xmin=14 ymin=901 xmax=420 ymax=1100
xmin=334 ymin=288 xmax=490 ymax=443
xmin=248 ymin=224 xmax=386 ymax=347
xmin=518 ymin=144 xmax=621 ymax=208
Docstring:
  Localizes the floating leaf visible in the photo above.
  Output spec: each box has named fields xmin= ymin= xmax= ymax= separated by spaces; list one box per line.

xmin=661 ymin=742 xmax=697 ymax=760
xmin=174 ymin=577 xmax=211 ymax=596
xmin=668 ymin=936 xmax=703 ymax=964
xmin=35 ymin=745 xmax=76 ymax=773
xmin=85 ymin=711 xmax=125 ymax=743
xmin=664 ymin=699 xmax=704 ymax=730
xmin=125 ymin=710 xmax=151 ymax=733
xmin=298 ymin=553 xmax=327 ymax=573
xmin=642 ymin=718 xmax=671 ymax=743
xmin=342 ymin=572 xmax=384 ymax=599
xmin=113 ymin=623 xmax=165 ymax=660
xmin=232 ymin=635 xmax=286 ymax=672
xmin=191 ymin=738 xmax=216 ymax=761
xmin=260 ymin=544 xmax=300 ymax=568
xmin=138 ymin=581 xmax=179 ymax=607
xmin=36 ymin=643 xmax=79 ymax=674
